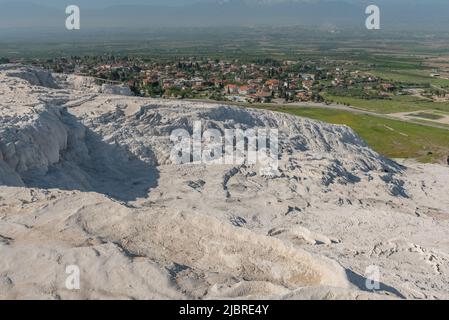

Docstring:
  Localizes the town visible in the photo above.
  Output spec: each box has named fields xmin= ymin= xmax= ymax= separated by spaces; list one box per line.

xmin=14 ymin=54 xmax=449 ymax=106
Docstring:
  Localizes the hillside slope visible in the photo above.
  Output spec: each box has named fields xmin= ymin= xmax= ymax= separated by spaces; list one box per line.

xmin=0 ymin=66 xmax=448 ymax=299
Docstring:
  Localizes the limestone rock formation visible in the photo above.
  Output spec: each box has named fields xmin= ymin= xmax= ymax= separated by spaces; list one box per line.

xmin=1 ymin=67 xmax=448 ymax=300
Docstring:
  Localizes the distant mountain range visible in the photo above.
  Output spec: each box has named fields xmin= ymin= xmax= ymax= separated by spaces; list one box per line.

xmin=0 ymin=0 xmax=448 ymax=31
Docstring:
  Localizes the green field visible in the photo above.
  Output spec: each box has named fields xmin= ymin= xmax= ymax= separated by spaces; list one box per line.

xmin=322 ymin=52 xmax=449 ymax=114
xmin=371 ymin=70 xmax=449 ymax=88
xmin=252 ymin=106 xmax=449 ymax=163
xmin=322 ymin=94 xmax=449 ymax=114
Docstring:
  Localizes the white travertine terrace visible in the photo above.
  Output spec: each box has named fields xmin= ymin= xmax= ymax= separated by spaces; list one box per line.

xmin=0 ymin=66 xmax=448 ymax=300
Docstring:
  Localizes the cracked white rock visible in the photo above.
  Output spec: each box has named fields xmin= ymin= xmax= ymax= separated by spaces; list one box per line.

xmin=0 ymin=66 xmax=449 ymax=300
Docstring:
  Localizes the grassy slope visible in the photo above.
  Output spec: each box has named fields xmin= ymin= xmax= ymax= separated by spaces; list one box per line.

xmin=325 ymin=54 xmax=449 ymax=113
xmin=252 ymin=106 xmax=449 ymax=164
xmin=372 ymin=70 xmax=449 ymax=88
xmin=323 ymin=94 xmax=449 ymax=114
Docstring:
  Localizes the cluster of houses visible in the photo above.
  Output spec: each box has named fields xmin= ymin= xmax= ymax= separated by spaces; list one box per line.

xmin=38 ymin=56 xmax=410 ymax=104
xmin=128 ymin=59 xmax=323 ymax=102
xmin=223 ymin=75 xmax=316 ymax=103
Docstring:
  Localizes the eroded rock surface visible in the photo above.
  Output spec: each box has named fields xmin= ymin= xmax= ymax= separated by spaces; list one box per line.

xmin=1 ymin=67 xmax=449 ymax=300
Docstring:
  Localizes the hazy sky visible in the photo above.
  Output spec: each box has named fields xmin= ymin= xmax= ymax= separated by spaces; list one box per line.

xmin=1 ymin=0 xmax=448 ymax=9
xmin=3 ymin=0 xmax=448 ymax=7
xmin=0 ymin=0 xmax=447 ymax=31
xmin=0 ymin=0 xmax=202 ymax=7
